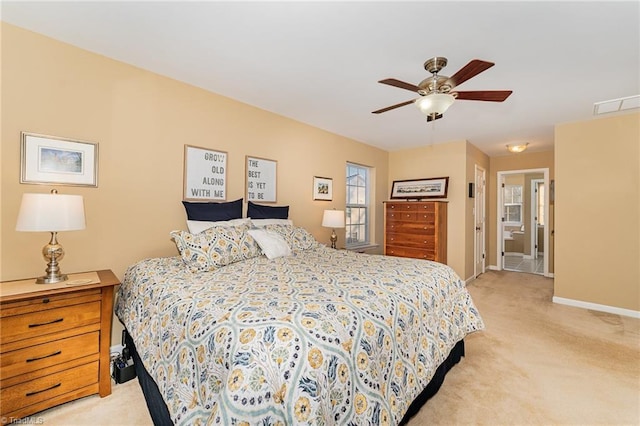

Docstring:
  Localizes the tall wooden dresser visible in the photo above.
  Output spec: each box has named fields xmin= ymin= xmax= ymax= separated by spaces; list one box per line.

xmin=384 ymin=201 xmax=448 ymax=264
xmin=0 ymin=270 xmax=119 ymax=424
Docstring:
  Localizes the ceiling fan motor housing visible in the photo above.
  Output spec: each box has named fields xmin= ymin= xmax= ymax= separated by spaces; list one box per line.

xmin=418 ymin=75 xmax=453 ymax=96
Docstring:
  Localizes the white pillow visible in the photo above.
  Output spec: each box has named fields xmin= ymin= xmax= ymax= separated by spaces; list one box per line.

xmin=187 ymin=218 xmax=252 ymax=234
xmin=250 ymin=218 xmax=294 ymax=228
xmin=247 ymin=229 xmax=292 ymax=259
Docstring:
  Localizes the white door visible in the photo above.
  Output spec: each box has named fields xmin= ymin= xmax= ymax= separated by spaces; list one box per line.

xmin=474 ymin=165 xmax=486 ymax=277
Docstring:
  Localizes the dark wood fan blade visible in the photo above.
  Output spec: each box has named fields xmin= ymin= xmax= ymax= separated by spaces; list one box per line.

xmin=372 ymin=99 xmax=415 ymax=114
xmin=448 ymin=60 xmax=494 ymax=87
xmin=378 ymin=78 xmax=421 ymax=93
xmin=455 ymin=90 xmax=513 ymax=102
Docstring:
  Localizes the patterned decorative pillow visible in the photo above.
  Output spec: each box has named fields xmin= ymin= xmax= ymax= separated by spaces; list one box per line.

xmin=263 ymin=224 xmax=319 ymax=251
xmin=170 ymin=225 xmax=261 ymax=272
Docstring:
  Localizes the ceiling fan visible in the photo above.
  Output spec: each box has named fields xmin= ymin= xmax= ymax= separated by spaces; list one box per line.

xmin=372 ymin=57 xmax=512 ymax=121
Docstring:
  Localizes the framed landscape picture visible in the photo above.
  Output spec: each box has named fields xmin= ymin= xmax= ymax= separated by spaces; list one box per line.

xmin=20 ymin=132 xmax=98 ymax=187
xmin=390 ymin=177 xmax=449 ymax=199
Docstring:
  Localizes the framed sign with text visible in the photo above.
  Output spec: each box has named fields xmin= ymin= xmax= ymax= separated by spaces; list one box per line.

xmin=246 ymin=156 xmax=277 ymax=203
xmin=183 ymin=145 xmax=227 ymax=201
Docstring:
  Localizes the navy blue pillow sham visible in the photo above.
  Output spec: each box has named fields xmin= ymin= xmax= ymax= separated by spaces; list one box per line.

xmin=182 ymin=198 xmax=243 ymax=221
xmin=247 ymin=201 xmax=289 ymax=219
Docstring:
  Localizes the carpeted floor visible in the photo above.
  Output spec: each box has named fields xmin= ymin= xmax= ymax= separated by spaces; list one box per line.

xmin=34 ymin=270 xmax=640 ymax=425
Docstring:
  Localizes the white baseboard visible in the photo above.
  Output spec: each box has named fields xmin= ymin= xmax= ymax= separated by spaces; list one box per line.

xmin=552 ymin=296 xmax=640 ymax=319
xmin=488 ymin=265 xmax=500 ymax=271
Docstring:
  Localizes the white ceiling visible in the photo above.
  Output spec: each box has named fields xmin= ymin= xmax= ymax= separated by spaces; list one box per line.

xmin=2 ymin=1 xmax=639 ymax=157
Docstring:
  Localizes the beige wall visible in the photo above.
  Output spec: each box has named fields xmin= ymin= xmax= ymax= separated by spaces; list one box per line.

xmin=388 ymin=141 xmax=470 ymax=279
xmin=0 ymin=24 xmax=388 ymax=345
xmin=555 ymin=112 xmax=639 ymax=311
xmin=488 ymin=151 xmax=555 ymax=271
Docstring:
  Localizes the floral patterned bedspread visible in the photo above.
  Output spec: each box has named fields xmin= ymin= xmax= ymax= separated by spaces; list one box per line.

xmin=115 ymin=246 xmax=484 ymax=425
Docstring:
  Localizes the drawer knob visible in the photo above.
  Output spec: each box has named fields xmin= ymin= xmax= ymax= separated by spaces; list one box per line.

xmin=28 ymin=318 xmax=63 ymax=328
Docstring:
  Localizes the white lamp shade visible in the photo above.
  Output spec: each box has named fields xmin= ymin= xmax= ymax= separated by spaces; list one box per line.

xmin=322 ymin=210 xmax=345 ymax=228
xmin=16 ymin=193 xmax=86 ymax=232
xmin=415 ymin=93 xmax=455 ymax=115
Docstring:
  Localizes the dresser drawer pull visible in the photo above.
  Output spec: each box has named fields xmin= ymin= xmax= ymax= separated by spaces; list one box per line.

xmin=28 ymin=318 xmax=63 ymax=328
xmin=26 ymin=350 xmax=62 ymax=363
xmin=26 ymin=382 xmax=61 ymax=397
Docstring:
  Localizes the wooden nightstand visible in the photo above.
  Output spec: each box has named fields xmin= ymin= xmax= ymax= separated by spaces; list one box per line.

xmin=0 ymin=270 xmax=119 ymax=424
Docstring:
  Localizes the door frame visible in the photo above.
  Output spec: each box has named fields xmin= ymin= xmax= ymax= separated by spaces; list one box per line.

xmin=530 ymin=178 xmax=545 ymax=259
xmin=474 ymin=164 xmax=486 ymax=278
xmin=496 ymin=168 xmax=550 ymax=276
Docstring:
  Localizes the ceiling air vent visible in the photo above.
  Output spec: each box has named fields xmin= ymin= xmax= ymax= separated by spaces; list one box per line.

xmin=593 ymin=95 xmax=640 ymax=115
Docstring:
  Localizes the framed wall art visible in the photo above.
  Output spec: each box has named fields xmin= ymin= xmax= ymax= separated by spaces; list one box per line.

xmin=20 ymin=132 xmax=99 ymax=187
xmin=246 ymin=156 xmax=277 ymax=203
xmin=390 ymin=177 xmax=449 ymax=199
xmin=313 ymin=176 xmax=333 ymax=201
xmin=183 ymin=145 xmax=227 ymax=201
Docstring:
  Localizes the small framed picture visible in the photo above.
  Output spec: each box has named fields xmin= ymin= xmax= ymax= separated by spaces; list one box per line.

xmin=390 ymin=177 xmax=449 ymax=199
xmin=313 ymin=176 xmax=333 ymax=201
xmin=20 ymin=132 xmax=98 ymax=187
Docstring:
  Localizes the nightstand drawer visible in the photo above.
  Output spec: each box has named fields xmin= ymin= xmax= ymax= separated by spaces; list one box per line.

xmin=0 ymin=361 xmax=98 ymax=415
xmin=1 ymin=332 xmax=99 ymax=381
xmin=0 ymin=301 xmax=101 ymax=345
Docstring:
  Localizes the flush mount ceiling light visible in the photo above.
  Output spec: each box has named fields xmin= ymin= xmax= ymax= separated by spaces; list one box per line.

xmin=506 ymin=143 xmax=529 ymax=153
xmin=593 ymin=95 xmax=640 ymax=115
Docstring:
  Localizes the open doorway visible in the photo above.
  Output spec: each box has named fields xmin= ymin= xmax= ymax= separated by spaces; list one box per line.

xmin=497 ymin=169 xmax=550 ymax=276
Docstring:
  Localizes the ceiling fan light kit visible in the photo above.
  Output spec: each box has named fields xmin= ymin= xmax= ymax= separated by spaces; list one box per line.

xmin=506 ymin=143 xmax=529 ymax=153
xmin=414 ymin=93 xmax=455 ymax=117
xmin=373 ymin=56 xmax=512 ymax=122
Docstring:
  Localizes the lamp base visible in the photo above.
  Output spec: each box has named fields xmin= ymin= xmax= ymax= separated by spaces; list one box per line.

xmin=36 ymin=231 xmax=68 ymax=284
xmin=330 ymin=229 xmax=338 ymax=249
xmin=36 ymin=273 xmax=68 ymax=284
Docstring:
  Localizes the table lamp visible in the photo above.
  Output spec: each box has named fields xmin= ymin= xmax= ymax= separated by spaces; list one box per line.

xmin=322 ymin=209 xmax=345 ymax=249
xmin=16 ymin=189 xmax=86 ymax=284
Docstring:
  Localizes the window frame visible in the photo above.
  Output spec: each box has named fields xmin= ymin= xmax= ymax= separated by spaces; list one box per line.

xmin=503 ymin=184 xmax=523 ymax=225
xmin=345 ymin=162 xmax=371 ymax=248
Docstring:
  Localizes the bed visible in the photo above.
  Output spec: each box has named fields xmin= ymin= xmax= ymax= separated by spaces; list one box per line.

xmin=115 ymin=222 xmax=484 ymax=425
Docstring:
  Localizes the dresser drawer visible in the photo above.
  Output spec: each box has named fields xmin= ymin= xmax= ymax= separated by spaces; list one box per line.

xmin=387 ymin=211 xmax=418 ymax=221
xmin=387 ymin=233 xmax=435 ymax=249
xmin=386 ymin=245 xmax=435 ymax=260
xmin=1 ymin=332 xmax=99 ymax=381
xmin=0 ymin=361 xmax=98 ymax=415
xmin=386 ymin=202 xmax=435 ymax=212
xmin=0 ymin=301 xmax=101 ymax=345
xmin=386 ymin=221 xmax=435 ymax=234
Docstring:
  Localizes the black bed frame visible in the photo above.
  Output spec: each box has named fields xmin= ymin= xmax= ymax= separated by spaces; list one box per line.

xmin=125 ymin=332 xmax=464 ymax=425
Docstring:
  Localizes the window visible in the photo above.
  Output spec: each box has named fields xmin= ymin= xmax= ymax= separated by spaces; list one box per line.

xmin=503 ymin=184 xmax=522 ymax=224
xmin=346 ymin=163 xmax=370 ymax=247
